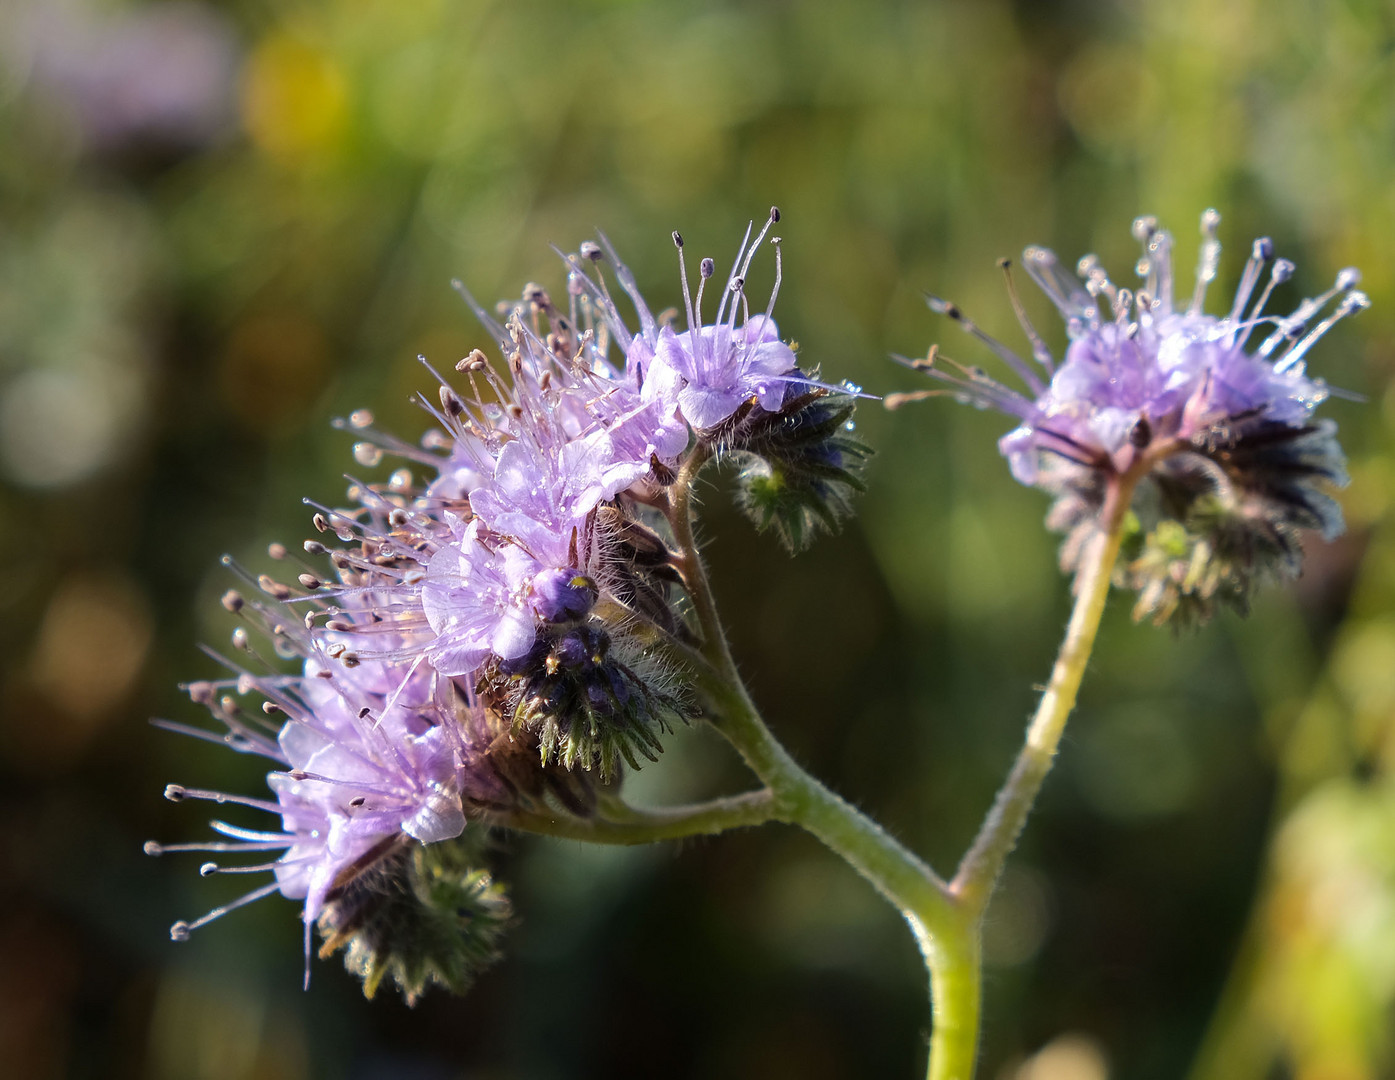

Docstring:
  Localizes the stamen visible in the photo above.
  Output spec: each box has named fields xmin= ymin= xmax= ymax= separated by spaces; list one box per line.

xmin=760 ymin=237 xmax=783 ymax=333
xmin=883 ymin=389 xmax=942 ymax=411
xmin=1275 ymin=290 xmax=1370 ymax=374
xmin=1233 ymin=256 xmax=1292 ymax=348
xmin=199 ymin=858 xmax=286 ymax=876
xmin=998 ymin=258 xmax=1056 ymax=374
xmin=169 ymin=881 xmax=281 ymax=941
xmin=163 ymin=784 xmax=283 ymax=814
xmin=1226 ymin=237 xmax=1273 ymax=337
xmin=673 ymin=230 xmax=701 ymax=361
xmin=1189 ymin=208 xmax=1222 ymax=316
xmin=694 ymin=256 xmax=714 ymax=330
xmin=715 ymin=220 xmax=755 ymax=327
xmin=1257 ymin=265 xmax=1353 ymax=358
xmin=210 ymin=820 xmax=296 ymax=843
xmin=734 ymin=207 xmax=781 ymax=301
xmin=925 ymin=295 xmax=1044 ymax=394
xmin=1023 ymin=246 xmax=1098 ymax=329
xmin=1146 ymin=229 xmax=1175 ymax=315
xmin=144 ymin=838 xmax=292 ymax=856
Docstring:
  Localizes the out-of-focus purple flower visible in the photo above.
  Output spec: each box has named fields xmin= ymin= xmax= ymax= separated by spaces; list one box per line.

xmin=899 ymin=210 xmax=1367 ymax=494
xmin=10 ymin=0 xmax=238 ymax=154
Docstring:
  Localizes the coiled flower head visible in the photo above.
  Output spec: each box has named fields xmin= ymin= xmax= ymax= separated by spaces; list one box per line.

xmin=152 ymin=213 xmax=867 ymax=997
xmin=892 ymin=211 xmax=1367 ymax=624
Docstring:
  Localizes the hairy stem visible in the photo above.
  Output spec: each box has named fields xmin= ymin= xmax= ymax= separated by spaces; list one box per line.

xmin=496 ymin=788 xmax=778 ymax=845
xmin=919 ymin=913 xmax=982 ymax=1080
xmin=667 ymin=448 xmax=965 ymax=1079
xmin=951 ymin=467 xmax=1140 ymax=914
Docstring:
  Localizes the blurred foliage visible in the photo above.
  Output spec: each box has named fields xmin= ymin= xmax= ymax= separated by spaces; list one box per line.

xmin=0 ymin=0 xmax=1391 ymax=1077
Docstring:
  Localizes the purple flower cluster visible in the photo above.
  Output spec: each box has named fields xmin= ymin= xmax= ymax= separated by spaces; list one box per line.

xmin=897 ymin=211 xmax=1366 ymax=622
xmin=902 ymin=211 xmax=1366 ymax=489
xmin=152 ymin=211 xmax=850 ymax=985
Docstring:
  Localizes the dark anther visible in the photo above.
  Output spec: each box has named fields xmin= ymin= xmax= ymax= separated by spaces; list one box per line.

xmin=672 ymin=230 xmax=683 ymax=249
xmin=440 ymin=387 xmax=465 ymax=417
xmin=769 ymin=206 xmax=781 ymax=223
xmin=1129 ymin=417 xmax=1152 ymax=448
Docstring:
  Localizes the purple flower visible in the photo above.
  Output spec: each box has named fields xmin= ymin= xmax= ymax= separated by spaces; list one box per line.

xmin=900 ymin=211 xmax=1367 ymax=495
xmin=149 ymin=641 xmax=495 ymax=973
xmin=646 ymin=316 xmax=797 ymax=430
xmin=468 ymin=430 xmax=646 ymax=567
xmin=896 ymin=210 xmax=1368 ymax=623
xmin=561 ymin=211 xmax=810 ymax=433
xmin=420 ymin=520 xmax=541 ymax=676
xmin=631 ymin=214 xmax=800 ymax=430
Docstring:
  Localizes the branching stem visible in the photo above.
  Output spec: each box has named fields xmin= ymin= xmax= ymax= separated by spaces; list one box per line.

xmin=520 ymin=442 xmax=1142 ymax=1080
xmin=496 ymin=788 xmax=778 ymax=845
xmin=666 ymin=444 xmax=967 ymax=1077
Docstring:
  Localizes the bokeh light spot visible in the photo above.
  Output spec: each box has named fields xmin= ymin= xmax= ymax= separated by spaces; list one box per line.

xmin=241 ymin=34 xmax=347 ymax=162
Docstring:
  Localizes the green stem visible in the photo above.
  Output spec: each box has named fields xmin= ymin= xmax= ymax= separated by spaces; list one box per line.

xmin=922 ymin=915 xmax=982 ymax=1080
xmin=660 ymin=446 xmax=1143 ymax=1078
xmin=495 ymin=788 xmax=778 ymax=845
xmin=951 ymin=468 xmax=1139 ymax=914
xmin=666 ymin=449 xmax=964 ymax=1077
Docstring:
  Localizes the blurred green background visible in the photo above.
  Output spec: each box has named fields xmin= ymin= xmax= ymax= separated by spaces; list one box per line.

xmin=1 ymin=0 xmax=1392 ymax=1077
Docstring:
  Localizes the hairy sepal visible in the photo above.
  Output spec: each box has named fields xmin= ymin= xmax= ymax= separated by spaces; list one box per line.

xmin=316 ymin=835 xmax=511 ymax=1006
xmin=1050 ymin=417 xmax=1347 ymax=628
xmin=726 ymin=391 xmax=870 ymax=553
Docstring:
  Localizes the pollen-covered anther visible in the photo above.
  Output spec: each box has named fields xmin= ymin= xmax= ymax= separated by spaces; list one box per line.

xmin=221 ymin=590 xmax=244 ymax=613
xmin=257 ymin=575 xmax=293 ymax=601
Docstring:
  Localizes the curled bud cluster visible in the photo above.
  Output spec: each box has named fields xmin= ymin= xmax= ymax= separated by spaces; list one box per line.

xmin=899 ymin=211 xmax=1363 ymax=625
xmin=151 ymin=212 xmax=865 ymax=998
